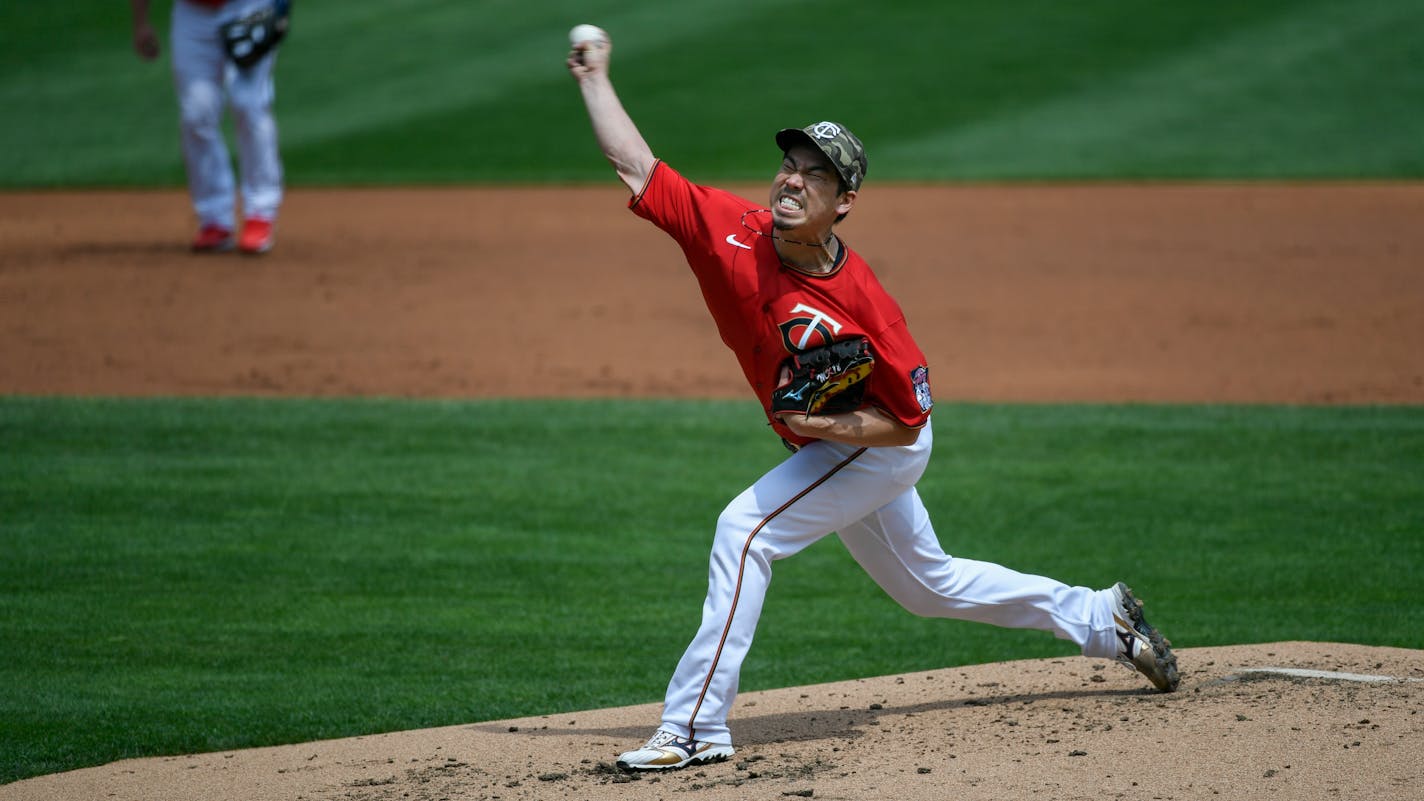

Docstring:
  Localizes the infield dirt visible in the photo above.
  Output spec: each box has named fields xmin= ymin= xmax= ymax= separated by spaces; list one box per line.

xmin=2 ymin=184 xmax=1421 ymax=402
xmin=1 ymin=185 xmax=1421 ymax=800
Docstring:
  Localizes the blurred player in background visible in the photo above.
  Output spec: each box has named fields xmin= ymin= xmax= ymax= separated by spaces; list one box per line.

xmin=130 ymin=0 xmax=284 ymax=254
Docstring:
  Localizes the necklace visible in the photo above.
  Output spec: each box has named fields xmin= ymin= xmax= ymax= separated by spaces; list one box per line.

xmin=739 ymin=209 xmax=833 ymax=248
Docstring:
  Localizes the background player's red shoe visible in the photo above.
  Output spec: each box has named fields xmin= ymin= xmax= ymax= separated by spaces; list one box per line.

xmin=238 ymin=217 xmax=275 ymax=254
xmin=191 ymin=223 xmax=234 ymax=252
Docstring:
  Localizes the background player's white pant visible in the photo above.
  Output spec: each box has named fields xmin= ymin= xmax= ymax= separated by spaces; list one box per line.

xmin=170 ymin=0 xmax=284 ymax=229
xmin=658 ymin=419 xmax=1120 ymax=745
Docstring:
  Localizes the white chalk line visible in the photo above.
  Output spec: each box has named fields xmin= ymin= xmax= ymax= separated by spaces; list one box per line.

xmin=1238 ymin=667 xmax=1423 ymax=684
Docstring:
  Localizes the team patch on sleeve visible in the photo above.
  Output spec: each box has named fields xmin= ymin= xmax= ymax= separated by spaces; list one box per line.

xmin=911 ymin=365 xmax=933 ymax=413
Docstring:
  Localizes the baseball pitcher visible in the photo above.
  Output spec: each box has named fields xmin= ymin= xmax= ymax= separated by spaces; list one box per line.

xmin=567 ymin=26 xmax=1179 ymax=773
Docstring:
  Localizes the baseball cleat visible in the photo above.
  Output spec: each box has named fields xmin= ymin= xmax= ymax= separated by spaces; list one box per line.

xmin=1111 ymin=581 xmax=1180 ymax=692
xmin=191 ymin=223 xmax=234 ymax=252
xmin=616 ymin=729 xmax=735 ymax=771
xmin=238 ymin=217 xmax=275 ymax=254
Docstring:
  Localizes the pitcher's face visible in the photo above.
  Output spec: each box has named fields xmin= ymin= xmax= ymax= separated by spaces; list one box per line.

xmin=770 ymin=143 xmax=853 ymax=232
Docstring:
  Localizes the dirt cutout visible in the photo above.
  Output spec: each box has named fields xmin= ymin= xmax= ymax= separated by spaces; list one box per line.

xmin=1 ymin=186 xmax=1422 ymax=800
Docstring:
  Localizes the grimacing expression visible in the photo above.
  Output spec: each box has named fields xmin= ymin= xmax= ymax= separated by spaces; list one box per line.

xmin=770 ymin=143 xmax=851 ymax=232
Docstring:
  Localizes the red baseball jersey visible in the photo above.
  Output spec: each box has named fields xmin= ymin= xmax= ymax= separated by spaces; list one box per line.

xmin=630 ymin=161 xmax=933 ymax=447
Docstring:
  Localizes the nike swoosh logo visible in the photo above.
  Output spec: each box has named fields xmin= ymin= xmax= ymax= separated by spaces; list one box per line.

xmin=725 ymin=234 xmax=752 ymax=250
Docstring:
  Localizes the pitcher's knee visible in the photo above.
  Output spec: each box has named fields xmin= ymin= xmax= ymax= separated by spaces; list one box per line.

xmin=895 ymin=593 xmax=949 ymax=618
xmin=711 ymin=516 xmax=750 ymax=557
xmin=714 ymin=503 xmax=754 ymax=539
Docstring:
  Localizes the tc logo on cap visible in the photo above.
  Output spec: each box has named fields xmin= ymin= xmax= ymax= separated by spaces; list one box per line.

xmin=775 ymin=120 xmax=868 ymax=191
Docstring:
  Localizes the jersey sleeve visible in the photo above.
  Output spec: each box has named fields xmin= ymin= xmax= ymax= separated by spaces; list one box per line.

xmin=867 ymin=320 xmax=934 ymax=429
xmin=629 ymin=161 xmax=702 ymax=242
xmin=629 ymin=161 xmax=754 ymax=247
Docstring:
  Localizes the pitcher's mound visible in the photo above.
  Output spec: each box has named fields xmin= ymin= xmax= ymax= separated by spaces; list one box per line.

xmin=7 ymin=641 xmax=1419 ymax=801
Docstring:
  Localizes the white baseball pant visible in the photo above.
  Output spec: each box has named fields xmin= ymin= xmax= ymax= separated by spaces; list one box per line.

xmin=656 ymin=418 xmax=1121 ymax=745
xmin=170 ymin=0 xmax=284 ymax=229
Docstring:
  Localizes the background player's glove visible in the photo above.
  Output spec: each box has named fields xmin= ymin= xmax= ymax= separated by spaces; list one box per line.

xmin=771 ymin=337 xmax=875 ymax=417
xmin=222 ymin=0 xmax=292 ymax=69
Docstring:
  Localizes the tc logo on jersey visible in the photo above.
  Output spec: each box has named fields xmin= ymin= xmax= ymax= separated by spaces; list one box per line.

xmin=778 ymin=302 xmax=845 ymax=352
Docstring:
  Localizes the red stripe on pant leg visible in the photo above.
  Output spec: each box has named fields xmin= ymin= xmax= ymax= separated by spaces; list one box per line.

xmin=686 ymin=447 xmax=867 ymax=739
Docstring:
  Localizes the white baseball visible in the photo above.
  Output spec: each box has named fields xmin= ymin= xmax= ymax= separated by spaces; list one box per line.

xmin=569 ymin=24 xmax=607 ymax=47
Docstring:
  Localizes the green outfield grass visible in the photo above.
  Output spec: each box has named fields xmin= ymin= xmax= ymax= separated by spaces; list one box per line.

xmin=2 ymin=397 xmax=1421 ymax=783
xmin=4 ymin=0 xmax=1422 ymax=788
xmin=4 ymin=0 xmax=1422 ymax=186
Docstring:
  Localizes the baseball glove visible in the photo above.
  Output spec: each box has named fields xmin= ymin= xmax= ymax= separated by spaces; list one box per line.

xmin=222 ymin=0 xmax=292 ymax=69
xmin=770 ymin=337 xmax=875 ymax=417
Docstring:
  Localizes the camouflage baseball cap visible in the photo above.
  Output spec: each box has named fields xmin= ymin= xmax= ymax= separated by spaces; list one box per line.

xmin=775 ymin=121 xmax=868 ymax=192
